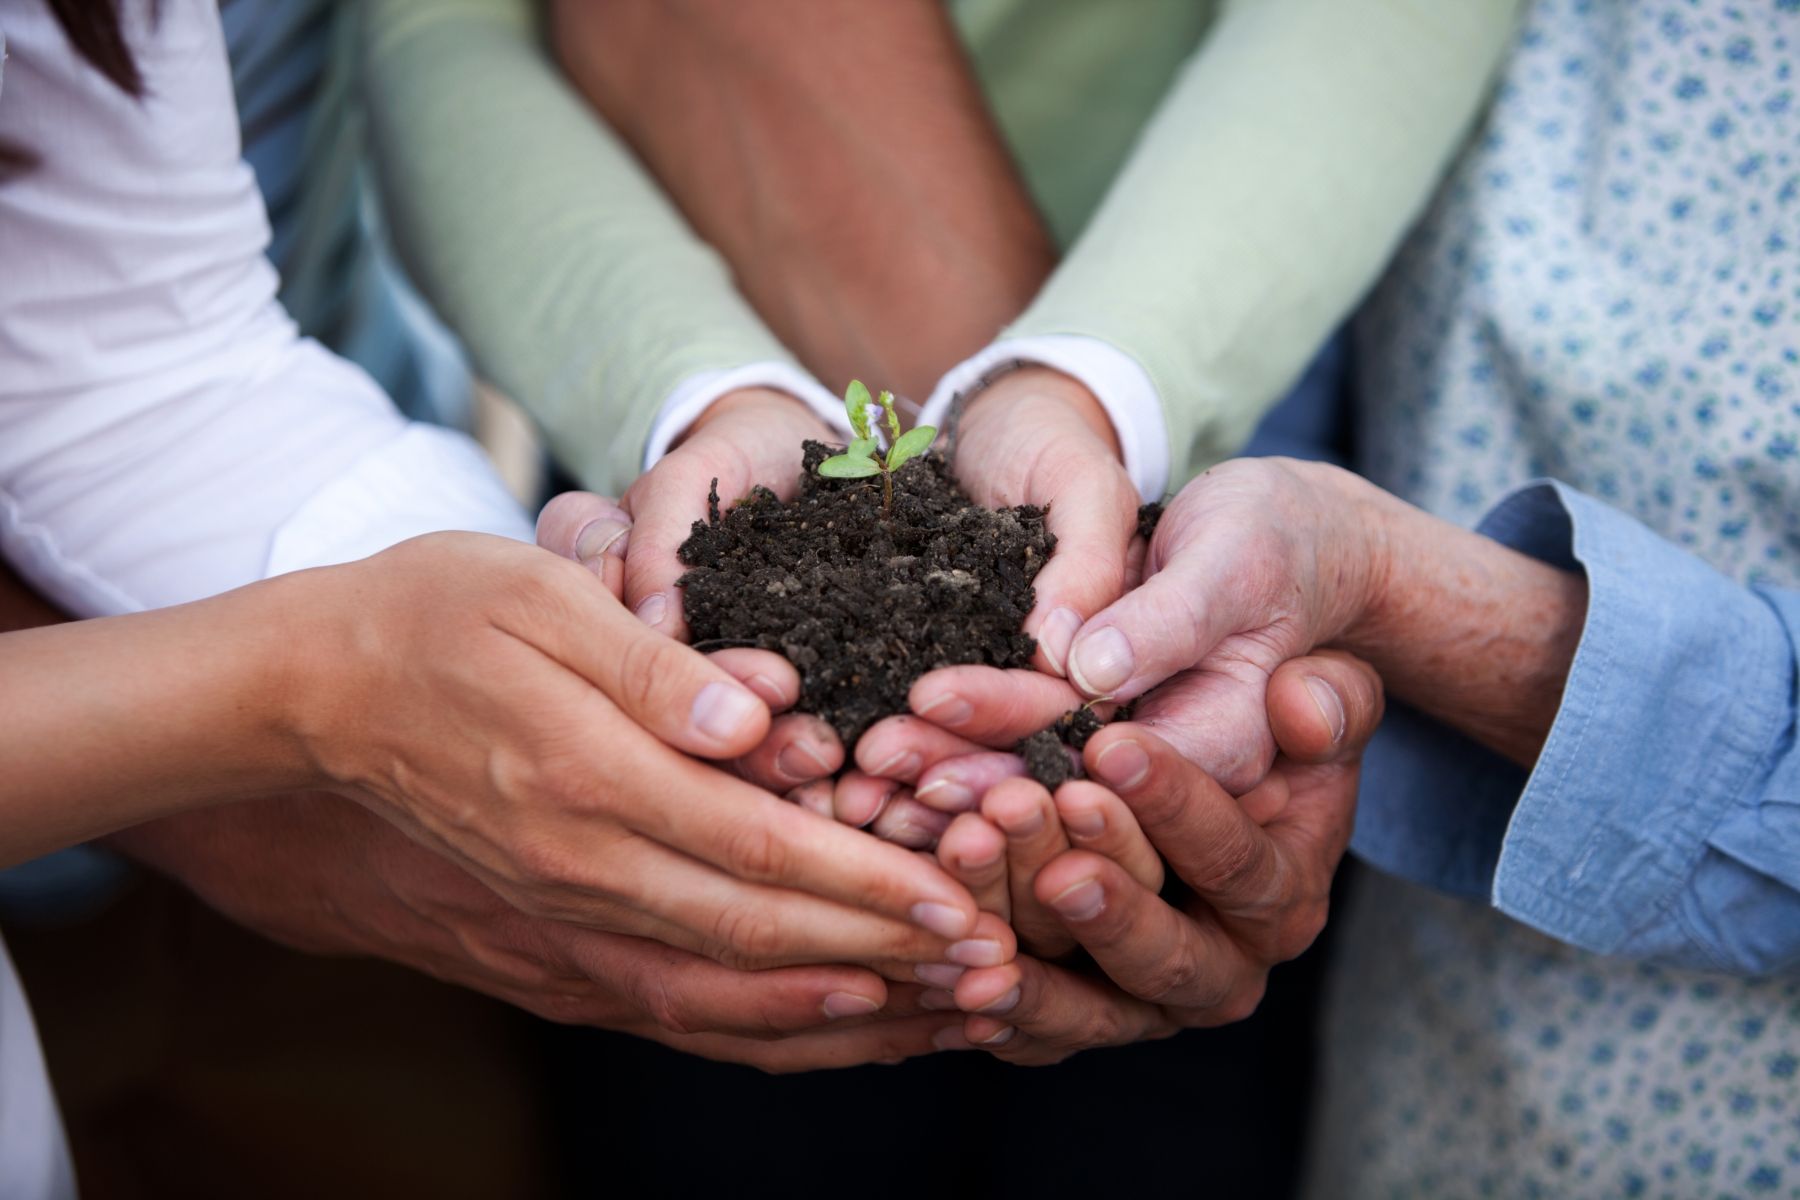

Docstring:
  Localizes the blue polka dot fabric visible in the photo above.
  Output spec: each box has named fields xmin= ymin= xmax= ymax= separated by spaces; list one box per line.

xmin=1309 ymin=1 xmax=1800 ymax=1196
xmin=1357 ymin=0 xmax=1800 ymax=587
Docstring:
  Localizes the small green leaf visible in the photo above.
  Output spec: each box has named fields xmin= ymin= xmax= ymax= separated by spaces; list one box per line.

xmin=818 ymin=453 xmax=882 ymax=478
xmin=879 ymin=390 xmax=901 ymax=441
xmin=886 ymin=425 xmax=937 ymax=471
xmin=846 ymin=437 xmax=878 ymax=460
xmin=844 ymin=380 xmax=873 ymax=441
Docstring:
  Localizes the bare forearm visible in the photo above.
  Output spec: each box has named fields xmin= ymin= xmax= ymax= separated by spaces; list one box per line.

xmin=0 ymin=578 xmax=312 ymax=864
xmin=550 ymin=0 xmax=1055 ymax=401
xmin=1341 ymin=483 xmax=1588 ymax=766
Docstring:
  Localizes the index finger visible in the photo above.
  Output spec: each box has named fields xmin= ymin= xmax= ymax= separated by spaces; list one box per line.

xmin=1082 ymin=725 xmax=1282 ymax=910
xmin=1032 ymin=849 xmax=1258 ymax=1021
xmin=908 ymin=665 xmax=1093 ymax=747
xmin=618 ymin=746 xmax=982 ymax=941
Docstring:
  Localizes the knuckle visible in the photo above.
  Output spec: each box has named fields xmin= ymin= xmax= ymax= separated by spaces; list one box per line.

xmin=720 ymin=816 xmax=791 ymax=884
xmin=1201 ymin=829 xmax=1267 ymax=901
xmin=709 ymin=902 xmax=789 ymax=965
xmin=1141 ymin=946 xmax=1204 ymax=1004
xmin=613 ymin=631 xmax=690 ymax=715
xmin=1213 ymin=979 xmax=1269 ymax=1026
xmin=1081 ymin=1004 xmax=1128 ymax=1049
xmin=636 ymin=976 xmax=701 ymax=1037
xmin=524 ymin=991 xmax=589 ymax=1026
xmin=1277 ymin=896 xmax=1331 ymax=961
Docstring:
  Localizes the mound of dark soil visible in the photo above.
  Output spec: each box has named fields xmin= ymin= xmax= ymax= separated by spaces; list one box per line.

xmin=677 ymin=441 xmax=1052 ymax=747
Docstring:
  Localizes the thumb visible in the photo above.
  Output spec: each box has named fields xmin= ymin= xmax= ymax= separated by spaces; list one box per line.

xmin=1265 ymin=651 xmax=1385 ymax=765
xmin=537 ymin=491 xmax=632 ymax=599
xmin=1023 ymin=464 xmax=1139 ymax=678
xmin=1064 ymin=529 xmax=1268 ymax=703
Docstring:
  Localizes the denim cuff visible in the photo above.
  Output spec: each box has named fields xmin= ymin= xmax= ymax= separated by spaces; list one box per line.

xmin=1484 ymin=482 xmax=1794 ymax=957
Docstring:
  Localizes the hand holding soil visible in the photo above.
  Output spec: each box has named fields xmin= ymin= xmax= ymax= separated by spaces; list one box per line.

xmin=918 ymin=654 xmax=1386 ymax=1060
xmin=621 ymin=385 xmax=841 ymax=643
xmin=948 ymin=367 xmax=1142 ymax=679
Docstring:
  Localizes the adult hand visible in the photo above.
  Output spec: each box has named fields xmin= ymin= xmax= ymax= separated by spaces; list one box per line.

xmin=1056 ymin=457 xmax=1387 ymax=791
xmin=538 ymin=490 xmax=841 ymax=792
xmin=946 ymin=652 xmax=1384 ymax=1061
xmin=950 ymin=367 xmax=1140 ymax=679
xmin=279 ymin=530 xmax=980 ymax=971
xmin=617 ymin=387 xmax=836 ymax=642
xmin=110 ymin=796 xmax=965 ymax=1072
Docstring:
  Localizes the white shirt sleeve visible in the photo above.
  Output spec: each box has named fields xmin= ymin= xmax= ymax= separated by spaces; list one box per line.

xmin=0 ymin=3 xmax=529 ymax=618
xmin=643 ymin=361 xmax=852 ymax=469
xmin=918 ymin=335 xmax=1172 ymax=503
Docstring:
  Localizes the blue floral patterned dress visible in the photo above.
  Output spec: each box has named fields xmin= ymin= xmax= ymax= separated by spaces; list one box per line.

xmin=1305 ymin=2 xmax=1800 ymax=1196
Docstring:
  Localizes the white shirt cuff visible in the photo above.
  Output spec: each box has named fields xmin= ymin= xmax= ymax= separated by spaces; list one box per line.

xmin=266 ymin=423 xmax=534 ymax=577
xmin=918 ymin=335 xmax=1170 ymax=503
xmin=643 ymin=362 xmax=851 ymax=470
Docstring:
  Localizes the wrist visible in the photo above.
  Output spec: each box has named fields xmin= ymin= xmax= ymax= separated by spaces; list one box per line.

xmin=1330 ymin=477 xmax=1588 ymax=764
xmin=263 ymin=565 xmax=379 ymax=794
xmin=961 ymin=366 xmax=1123 ymax=460
xmin=680 ymin=386 xmax=830 ymax=445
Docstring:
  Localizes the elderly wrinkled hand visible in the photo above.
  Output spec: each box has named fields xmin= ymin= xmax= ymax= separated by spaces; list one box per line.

xmin=938 ymin=652 xmax=1384 ymax=1062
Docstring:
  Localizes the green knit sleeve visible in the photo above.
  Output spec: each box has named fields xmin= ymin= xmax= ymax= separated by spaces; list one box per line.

xmin=1006 ymin=0 xmax=1523 ymax=485
xmin=359 ymin=0 xmax=802 ymax=494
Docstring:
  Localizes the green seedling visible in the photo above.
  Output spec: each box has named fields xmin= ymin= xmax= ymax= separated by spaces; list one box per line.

xmin=818 ymin=380 xmax=936 ymax=515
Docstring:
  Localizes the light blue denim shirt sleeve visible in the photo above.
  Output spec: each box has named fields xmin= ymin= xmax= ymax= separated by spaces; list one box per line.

xmin=1352 ymin=480 xmax=1800 ymax=976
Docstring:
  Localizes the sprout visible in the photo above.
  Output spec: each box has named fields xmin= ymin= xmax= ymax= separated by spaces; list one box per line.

xmin=817 ymin=380 xmax=937 ymax=514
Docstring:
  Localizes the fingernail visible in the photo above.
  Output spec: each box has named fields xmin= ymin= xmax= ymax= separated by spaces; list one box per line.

xmin=932 ymin=1026 xmax=974 ymax=1051
xmin=871 ymin=750 xmax=920 ymax=779
xmin=1050 ymin=879 xmax=1106 ymax=922
xmin=743 ymin=673 xmax=787 ymax=707
xmin=954 ymin=838 xmax=1002 ymax=871
xmin=919 ymin=989 xmax=958 ymax=1011
xmin=775 ymin=739 xmax=830 ymax=781
xmin=690 ymin=682 xmax=762 ymax=743
xmin=915 ymin=778 xmax=976 ymax=812
xmin=998 ymin=804 xmax=1045 ymax=839
xmin=574 ymin=517 xmax=631 ymax=565
xmin=978 ymin=985 xmax=1021 ymax=1016
xmin=910 ymin=902 xmax=969 ymax=940
xmin=1305 ymin=675 xmax=1348 ymax=744
xmin=883 ymin=814 xmax=931 ymax=849
xmin=822 ymin=992 xmax=880 ymax=1020
xmin=791 ymin=783 xmax=835 ymax=818
xmin=914 ymin=963 xmax=965 ymax=988
xmin=1091 ymin=739 xmax=1150 ymax=792
xmin=1037 ymin=606 xmax=1082 ymax=677
xmin=945 ymin=938 xmax=1007 ymax=968
xmin=849 ymin=784 xmax=899 ymax=829
xmin=980 ymin=1026 xmax=1016 ymax=1046
xmin=1062 ymin=806 xmax=1105 ymax=839
xmin=634 ymin=592 xmax=669 ymax=629
xmin=1069 ymin=626 xmax=1134 ymax=697
xmin=915 ymin=692 xmax=974 ymax=727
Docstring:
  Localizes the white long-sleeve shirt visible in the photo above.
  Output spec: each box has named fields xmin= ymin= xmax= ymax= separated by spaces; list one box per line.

xmin=0 ymin=5 xmax=531 ymax=1194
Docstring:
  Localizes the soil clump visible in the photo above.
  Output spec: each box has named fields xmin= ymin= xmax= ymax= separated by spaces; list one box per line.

xmin=678 ymin=441 xmax=1052 ymax=748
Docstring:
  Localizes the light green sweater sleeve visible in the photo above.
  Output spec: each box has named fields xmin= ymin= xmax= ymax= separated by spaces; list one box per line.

xmin=1007 ymin=0 xmax=1523 ymax=485
xmin=359 ymin=0 xmax=802 ymax=495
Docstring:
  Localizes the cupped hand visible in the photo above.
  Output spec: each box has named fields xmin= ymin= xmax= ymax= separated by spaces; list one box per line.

xmin=617 ymin=386 xmax=837 ymax=641
xmin=947 ymin=652 xmax=1384 ymax=1061
xmin=110 ymin=795 xmax=967 ymax=1073
xmin=950 ymin=367 xmax=1141 ymax=678
xmin=540 ymin=489 xmax=843 ymax=797
xmin=1059 ymin=457 xmax=1387 ymax=792
xmin=281 ymin=530 xmax=979 ymax=972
